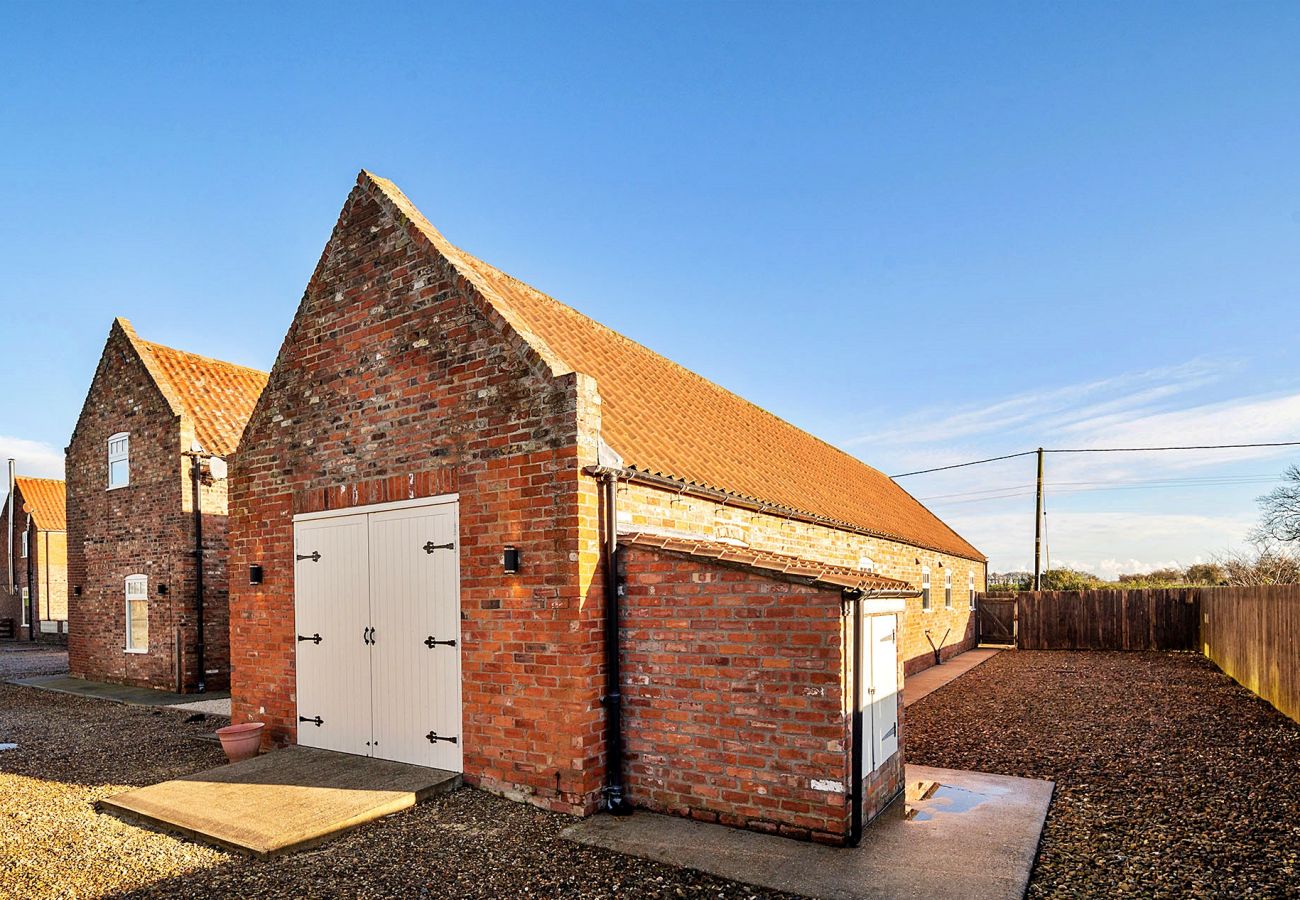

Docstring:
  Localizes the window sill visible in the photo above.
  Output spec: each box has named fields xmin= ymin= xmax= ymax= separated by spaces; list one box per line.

xmin=124 ymin=647 xmax=149 ymax=655
xmin=107 ymin=484 xmax=131 ymax=491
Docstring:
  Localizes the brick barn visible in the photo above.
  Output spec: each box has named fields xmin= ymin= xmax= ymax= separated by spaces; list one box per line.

xmin=229 ymin=171 xmax=985 ymax=845
xmin=66 ymin=318 xmax=267 ymax=693
xmin=1 ymin=473 xmax=68 ymax=641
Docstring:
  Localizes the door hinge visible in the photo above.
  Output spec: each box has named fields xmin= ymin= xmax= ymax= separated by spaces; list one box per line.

xmin=426 ymin=731 xmax=458 ymax=744
xmin=424 ymin=636 xmax=457 ymax=648
xmin=867 ymin=687 xmax=876 ymax=695
xmin=299 ymin=715 xmax=324 ymax=727
xmin=423 ymin=541 xmax=455 ymax=553
xmin=296 ymin=551 xmax=322 ymax=562
xmin=296 ymin=633 xmax=323 ymax=644
xmin=884 ymin=723 xmax=897 ymax=739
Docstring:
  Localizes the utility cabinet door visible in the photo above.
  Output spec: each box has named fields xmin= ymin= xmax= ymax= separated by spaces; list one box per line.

xmin=293 ymin=514 xmax=372 ymax=756
xmin=870 ymin=613 xmax=900 ymax=768
xmin=367 ymin=503 xmax=462 ymax=772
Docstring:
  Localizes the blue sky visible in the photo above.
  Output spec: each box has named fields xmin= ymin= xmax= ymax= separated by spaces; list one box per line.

xmin=3 ymin=2 xmax=1299 ymax=573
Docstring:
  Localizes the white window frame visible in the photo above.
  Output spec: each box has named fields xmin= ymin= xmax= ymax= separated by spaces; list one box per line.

xmin=921 ymin=566 xmax=932 ymax=611
xmin=124 ymin=574 xmax=149 ymax=653
xmin=945 ymin=570 xmax=954 ymax=608
xmin=969 ymin=571 xmax=977 ymax=609
xmin=107 ymin=432 xmax=130 ymax=490
xmin=20 ymin=587 xmax=29 ymax=626
xmin=20 ymin=530 xmax=28 ymax=558
xmin=859 ymin=556 xmax=875 ymax=573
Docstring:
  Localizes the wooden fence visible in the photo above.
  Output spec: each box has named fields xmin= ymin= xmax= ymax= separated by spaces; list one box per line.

xmin=1008 ymin=588 xmax=1201 ymax=651
xmin=979 ymin=586 xmax=1300 ymax=722
xmin=1200 ymin=585 xmax=1300 ymax=724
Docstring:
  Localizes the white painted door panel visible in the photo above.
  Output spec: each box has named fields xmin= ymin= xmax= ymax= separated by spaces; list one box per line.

xmin=293 ymin=514 xmax=372 ymax=757
xmin=870 ymin=614 xmax=900 ymax=767
xmin=367 ymin=503 xmax=462 ymax=772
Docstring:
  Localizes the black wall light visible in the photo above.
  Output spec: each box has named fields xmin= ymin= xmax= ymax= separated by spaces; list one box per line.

xmin=157 ymin=584 xmax=168 ymax=596
xmin=249 ymin=565 xmax=264 ymax=585
xmin=502 ymin=546 xmax=520 ymax=574
xmin=73 ymin=585 xmax=82 ymax=596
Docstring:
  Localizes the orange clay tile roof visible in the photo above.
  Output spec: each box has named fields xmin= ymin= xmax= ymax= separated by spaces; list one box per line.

xmin=621 ymin=533 xmax=916 ymax=594
xmin=115 ymin=319 xmax=269 ymax=457
xmin=13 ymin=477 xmax=66 ymax=531
xmin=361 ymin=172 xmax=985 ymax=561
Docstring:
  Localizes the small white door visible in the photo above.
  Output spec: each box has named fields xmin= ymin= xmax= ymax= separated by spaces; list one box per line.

xmin=368 ymin=503 xmax=462 ymax=771
xmin=870 ymin=614 xmax=900 ymax=767
xmin=293 ymin=513 xmax=372 ymax=756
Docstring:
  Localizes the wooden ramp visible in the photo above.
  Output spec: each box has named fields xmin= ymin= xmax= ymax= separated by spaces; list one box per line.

xmin=98 ymin=746 xmax=460 ymax=856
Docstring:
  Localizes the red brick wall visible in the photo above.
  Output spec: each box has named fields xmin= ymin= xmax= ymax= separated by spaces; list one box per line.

xmin=1 ymin=497 xmax=30 ymax=639
xmin=619 ymin=546 xmax=856 ymax=842
xmin=66 ymin=322 xmax=232 ymax=691
xmin=228 ymin=181 xmax=607 ymax=814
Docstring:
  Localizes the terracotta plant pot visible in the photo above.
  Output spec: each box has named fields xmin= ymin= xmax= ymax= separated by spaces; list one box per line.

xmin=216 ymin=722 xmax=265 ymax=763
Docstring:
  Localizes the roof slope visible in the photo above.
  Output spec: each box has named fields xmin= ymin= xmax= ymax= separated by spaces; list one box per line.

xmin=361 ymin=172 xmax=984 ymax=561
xmin=14 ymin=477 xmax=66 ymax=531
xmin=622 ymin=533 xmax=916 ymax=594
xmin=115 ymin=319 xmax=269 ymax=457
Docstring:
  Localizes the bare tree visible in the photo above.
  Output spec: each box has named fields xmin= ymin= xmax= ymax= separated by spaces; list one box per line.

xmin=1256 ymin=464 xmax=1300 ymax=544
xmin=1214 ymin=541 xmax=1300 ymax=586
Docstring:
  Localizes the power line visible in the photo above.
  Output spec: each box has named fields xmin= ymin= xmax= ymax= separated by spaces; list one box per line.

xmin=892 ymin=440 xmax=1300 ymax=478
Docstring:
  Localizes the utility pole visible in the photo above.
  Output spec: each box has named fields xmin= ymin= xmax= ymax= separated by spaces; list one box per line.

xmin=1033 ymin=447 xmax=1044 ymax=590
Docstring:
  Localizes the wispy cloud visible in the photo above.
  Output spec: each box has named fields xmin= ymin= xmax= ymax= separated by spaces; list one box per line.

xmin=0 ymin=435 xmax=65 ymax=480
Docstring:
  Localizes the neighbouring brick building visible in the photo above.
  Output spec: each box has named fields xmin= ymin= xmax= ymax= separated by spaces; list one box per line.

xmin=66 ymin=318 xmax=267 ymax=693
xmin=1 ymin=475 xmax=68 ymax=641
xmin=229 ymin=171 xmax=984 ymax=845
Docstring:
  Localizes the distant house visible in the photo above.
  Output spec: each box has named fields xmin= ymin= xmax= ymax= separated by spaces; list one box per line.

xmin=1 ymin=474 xmax=68 ymax=641
xmin=65 ymin=318 xmax=267 ymax=693
xmin=228 ymin=172 xmax=986 ymax=845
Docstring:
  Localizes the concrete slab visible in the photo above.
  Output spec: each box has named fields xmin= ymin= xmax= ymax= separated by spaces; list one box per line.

xmin=904 ymin=648 xmax=1002 ymax=707
xmin=98 ymin=746 xmax=461 ymax=856
xmin=565 ymin=765 xmax=1054 ymax=900
xmin=165 ymin=696 xmax=232 ymax=717
xmin=9 ymin=674 xmax=230 ymax=707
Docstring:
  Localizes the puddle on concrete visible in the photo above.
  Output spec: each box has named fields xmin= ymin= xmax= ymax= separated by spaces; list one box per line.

xmin=905 ymin=781 xmax=992 ymax=821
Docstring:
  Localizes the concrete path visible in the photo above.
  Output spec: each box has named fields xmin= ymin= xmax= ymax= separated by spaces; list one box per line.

xmin=9 ymin=674 xmax=230 ymax=709
xmin=98 ymin=746 xmax=461 ymax=856
xmin=566 ymin=765 xmax=1053 ymax=900
xmin=904 ymin=648 xmax=1002 ymax=708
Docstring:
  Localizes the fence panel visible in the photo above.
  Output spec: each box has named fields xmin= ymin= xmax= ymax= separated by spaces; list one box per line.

xmin=1201 ymin=585 xmax=1300 ymax=724
xmin=1003 ymin=588 xmax=1200 ymax=651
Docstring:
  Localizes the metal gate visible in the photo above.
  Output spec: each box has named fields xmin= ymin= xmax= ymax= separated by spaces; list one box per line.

xmin=977 ymin=596 xmax=1017 ymax=647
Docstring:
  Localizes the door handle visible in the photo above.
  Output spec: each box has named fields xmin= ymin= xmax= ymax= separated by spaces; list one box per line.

xmin=363 ymin=626 xmax=375 ymax=645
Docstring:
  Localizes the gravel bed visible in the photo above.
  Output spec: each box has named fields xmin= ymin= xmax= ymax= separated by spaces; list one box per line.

xmin=0 ymin=676 xmax=787 ymax=899
xmin=907 ymin=650 xmax=1300 ymax=899
xmin=0 ymin=644 xmax=69 ymax=679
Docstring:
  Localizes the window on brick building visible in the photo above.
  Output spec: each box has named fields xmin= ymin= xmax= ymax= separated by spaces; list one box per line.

xmin=945 ymin=570 xmax=953 ymax=608
xmin=921 ymin=566 xmax=931 ymax=610
xmin=20 ymin=530 xmax=27 ymax=558
xmin=21 ymin=587 xmax=29 ymax=626
xmin=125 ymin=574 xmax=148 ymax=652
xmin=969 ymin=571 xmax=977 ymax=609
xmin=108 ymin=432 xmax=130 ymax=489
xmin=859 ymin=556 xmax=874 ymax=572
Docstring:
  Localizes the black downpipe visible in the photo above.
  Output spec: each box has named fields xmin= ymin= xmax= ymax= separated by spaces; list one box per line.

xmin=189 ymin=456 xmax=206 ymax=694
xmin=849 ymin=592 xmax=863 ymax=845
xmin=600 ymin=472 xmax=632 ymax=815
xmin=26 ymin=522 xmax=36 ymax=642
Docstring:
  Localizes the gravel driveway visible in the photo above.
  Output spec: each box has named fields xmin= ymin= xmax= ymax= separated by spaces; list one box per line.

xmin=906 ymin=650 xmax=1300 ymax=899
xmin=0 ymin=672 xmax=785 ymax=899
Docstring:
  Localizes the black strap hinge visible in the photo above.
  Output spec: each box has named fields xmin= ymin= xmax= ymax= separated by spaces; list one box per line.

xmin=426 ymin=731 xmax=458 ymax=744
xmin=424 ymin=636 xmax=457 ymax=648
xmin=423 ymin=541 xmax=455 ymax=553
xmin=296 ymin=551 xmax=322 ymax=562
xmin=297 ymin=633 xmax=323 ymax=644
xmin=299 ymin=715 xmax=324 ymax=727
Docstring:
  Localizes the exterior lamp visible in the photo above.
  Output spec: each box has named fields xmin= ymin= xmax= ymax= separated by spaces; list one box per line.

xmin=503 ymin=546 xmax=520 ymax=574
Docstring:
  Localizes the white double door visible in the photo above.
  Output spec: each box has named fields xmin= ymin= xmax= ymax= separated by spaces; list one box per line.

xmin=858 ymin=610 xmax=900 ymax=774
xmin=293 ymin=497 xmax=462 ymax=773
